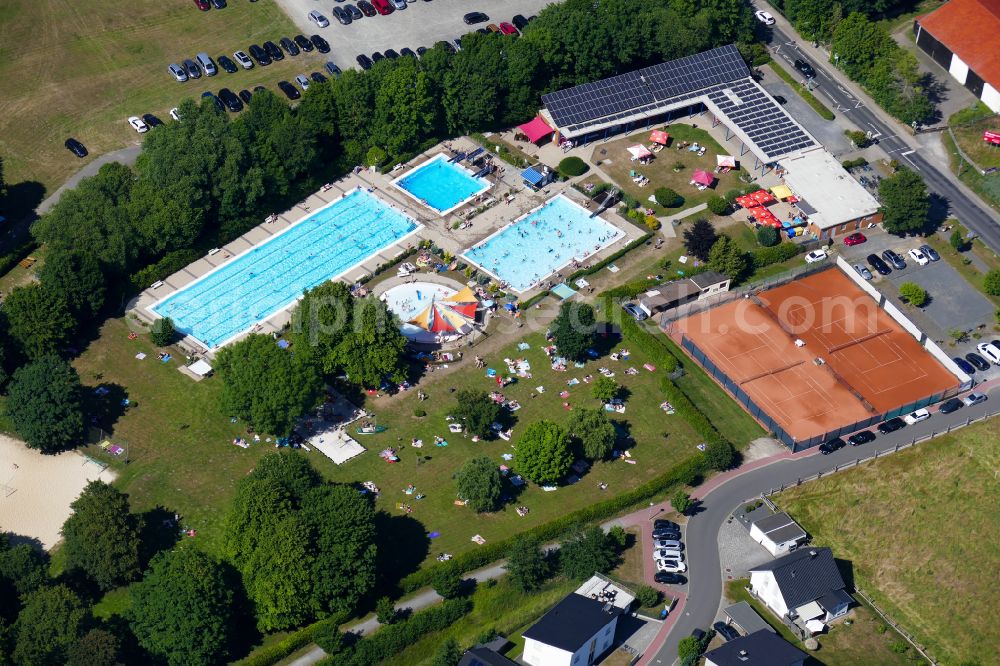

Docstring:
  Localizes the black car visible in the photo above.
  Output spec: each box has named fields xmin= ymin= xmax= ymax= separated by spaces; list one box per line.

xmin=358 ymin=0 xmax=376 ymax=16
xmin=399 ymin=47 xmax=416 ymax=58
xmin=653 ymin=519 xmax=679 ymax=531
xmin=463 ymin=11 xmax=488 ymax=24
xmin=773 ymin=94 xmax=788 ymax=104
xmin=280 ymin=37 xmax=300 ymax=56
xmin=264 ymin=41 xmax=284 ymax=61
xmin=249 ymin=44 xmax=271 ymax=66
xmin=253 ymin=85 xmax=267 ymax=92
xmin=966 ymin=352 xmax=991 ymax=371
xmin=867 ymin=253 xmax=891 ymax=275
xmin=938 ymin=397 xmax=964 ymax=414
xmin=310 ymin=34 xmax=330 ymax=53
xmin=64 ymin=138 xmax=88 ymax=158
xmin=690 ymin=628 xmax=706 ymax=643
xmin=819 ymin=437 xmax=846 ymax=454
xmin=142 ymin=113 xmax=164 ymax=127
xmin=210 ymin=0 xmax=226 ymax=8
xmin=384 ymin=48 xmax=399 ymax=59
xmin=371 ymin=51 xmax=385 ymax=63
xmin=877 ymin=417 xmax=906 ymax=434
xmin=848 ymin=430 xmax=875 ymax=446
xmin=346 ymin=4 xmax=362 ymax=19
xmin=438 ymin=40 xmax=456 ymax=54
xmin=476 ymin=27 xmax=489 ymax=34
xmin=218 ymin=55 xmax=238 ymax=73
xmin=881 ymin=249 xmax=906 ymax=270
xmin=295 ymin=35 xmax=314 ymax=52
xmin=325 ymin=60 xmax=342 ymax=77
xmin=713 ymin=622 xmax=740 ymax=642
xmin=794 ymin=58 xmax=815 ymax=78
xmin=238 ymin=89 xmax=253 ymax=104
xmin=277 ymin=80 xmax=301 ymax=100
xmin=218 ymin=88 xmax=244 ymax=112
xmin=332 ymin=6 xmax=352 ymax=24
xmin=653 ymin=531 xmax=681 ymax=542
xmin=654 ymin=571 xmax=686 ymax=585
xmin=356 ymin=53 xmax=373 ymax=70
xmin=310 ymin=71 xmax=327 ymax=83
xmin=512 ymin=14 xmax=529 ymax=30
xmin=201 ymin=91 xmax=224 ymax=112
xmin=416 ymin=46 xmax=428 ymax=57
xmin=953 ymin=356 xmax=975 ymax=374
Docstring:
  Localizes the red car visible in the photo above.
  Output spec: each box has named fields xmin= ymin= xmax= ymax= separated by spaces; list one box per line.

xmin=498 ymin=22 xmax=519 ymax=35
xmin=843 ymin=232 xmax=867 ymax=246
xmin=194 ymin=0 xmax=211 ymax=9
xmin=370 ymin=0 xmax=393 ymax=15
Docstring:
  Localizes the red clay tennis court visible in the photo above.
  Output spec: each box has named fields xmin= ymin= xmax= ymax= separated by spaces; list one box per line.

xmin=672 ymin=268 xmax=959 ymax=442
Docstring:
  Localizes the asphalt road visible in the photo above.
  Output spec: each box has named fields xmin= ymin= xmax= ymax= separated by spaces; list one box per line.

xmin=760 ymin=7 xmax=1000 ymax=251
xmin=648 ymin=384 xmax=997 ymax=665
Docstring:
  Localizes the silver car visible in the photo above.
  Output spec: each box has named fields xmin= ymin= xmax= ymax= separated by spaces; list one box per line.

xmin=233 ymin=50 xmax=254 ymax=69
xmin=854 ymin=263 xmax=873 ymax=280
xmin=308 ymin=10 xmax=330 ymax=27
xmin=168 ymin=63 xmax=188 ymax=82
xmin=295 ymin=74 xmax=311 ymax=91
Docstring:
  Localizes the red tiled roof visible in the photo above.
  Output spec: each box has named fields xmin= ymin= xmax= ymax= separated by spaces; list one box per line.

xmin=918 ymin=0 xmax=1000 ymax=87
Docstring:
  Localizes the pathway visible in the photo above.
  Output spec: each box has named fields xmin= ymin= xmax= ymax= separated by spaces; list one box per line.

xmin=37 ymin=145 xmax=141 ymax=215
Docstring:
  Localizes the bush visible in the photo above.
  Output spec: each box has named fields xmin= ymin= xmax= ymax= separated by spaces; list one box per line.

xmin=655 ymin=187 xmax=683 ymax=208
xmin=984 ymin=270 xmax=1000 ymax=296
xmin=756 ymin=226 xmax=779 ymax=247
xmin=150 ymin=317 xmax=175 ymax=346
xmin=671 ymin=490 xmax=692 ymax=514
xmin=703 ymin=439 xmax=736 ymax=471
xmin=635 ymin=585 xmax=661 ymax=608
xmin=678 ymin=635 xmax=703 ymax=662
xmin=558 ymin=156 xmax=588 ymax=177
xmin=706 ymin=195 xmax=729 ymax=216
xmin=950 ymin=229 xmax=966 ymax=252
xmin=414 ymin=408 xmax=426 ymax=417
xmin=591 ymin=376 xmax=618 ymax=402
xmin=430 ymin=565 xmax=464 ymax=599
xmin=375 ymin=597 xmax=398 ymax=625
xmin=841 ymin=157 xmax=868 ymax=169
xmin=645 ymin=215 xmax=661 ymax=231
xmin=898 ymin=282 xmax=927 ymax=307
xmin=750 ymin=243 xmax=800 ymax=269
xmin=844 ymin=129 xmax=870 ymax=148
xmin=366 ymin=146 xmax=388 ymax=168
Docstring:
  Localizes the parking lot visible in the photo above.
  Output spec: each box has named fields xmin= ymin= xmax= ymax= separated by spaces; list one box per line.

xmin=273 ymin=0 xmax=556 ymax=70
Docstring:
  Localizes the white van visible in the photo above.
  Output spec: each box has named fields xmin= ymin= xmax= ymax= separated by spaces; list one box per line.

xmin=976 ymin=342 xmax=1000 ymax=365
xmin=196 ymin=52 xmax=218 ymax=76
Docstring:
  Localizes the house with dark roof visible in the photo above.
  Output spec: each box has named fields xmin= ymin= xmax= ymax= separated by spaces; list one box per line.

xmin=688 ymin=270 xmax=731 ymax=296
xmin=703 ymin=630 xmax=807 ymax=666
xmin=914 ymin=0 xmax=1000 ymax=112
xmin=521 ymin=593 xmax=621 ymax=666
xmin=748 ymin=547 xmax=852 ymax=628
xmin=749 ymin=512 xmax=807 ymax=556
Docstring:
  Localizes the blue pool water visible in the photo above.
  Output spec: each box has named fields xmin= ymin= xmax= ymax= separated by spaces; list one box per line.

xmin=150 ymin=189 xmax=418 ymax=348
xmin=393 ymin=154 xmax=489 ymax=214
xmin=462 ymin=195 xmax=624 ymax=292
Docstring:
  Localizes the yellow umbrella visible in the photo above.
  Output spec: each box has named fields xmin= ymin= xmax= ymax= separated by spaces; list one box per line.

xmin=770 ymin=184 xmax=793 ymax=200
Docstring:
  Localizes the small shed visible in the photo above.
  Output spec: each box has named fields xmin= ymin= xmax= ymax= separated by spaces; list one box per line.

xmin=639 ymin=282 xmax=700 ymax=317
xmin=749 ymin=512 xmax=807 ymax=556
xmin=688 ymin=270 xmax=731 ymax=297
xmin=189 ymin=359 xmax=213 ymax=377
xmin=522 ymin=165 xmax=555 ymax=190
xmin=723 ymin=601 xmax=774 ymax=636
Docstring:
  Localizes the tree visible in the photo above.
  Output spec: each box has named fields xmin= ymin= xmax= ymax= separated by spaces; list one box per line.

xmin=682 ymin=219 xmax=718 ymax=261
xmin=878 ymin=167 xmax=930 ymax=234
xmin=455 ymin=456 xmax=503 ymax=512
xmin=677 ymin=635 xmax=703 ymax=663
xmin=756 ymin=225 xmax=779 ymax=247
xmin=671 ymin=490 xmax=692 ymax=515
xmin=516 ymin=420 xmax=573 ymax=485
xmin=150 ymin=317 xmax=175 ymax=346
xmin=62 ymin=480 xmax=142 ymax=590
xmin=654 ymin=187 xmax=682 ymax=208
xmin=430 ymin=638 xmax=463 ymax=666
xmin=703 ymin=439 xmax=736 ymax=471
xmin=452 ymin=390 xmax=503 ymax=439
xmin=550 ymin=301 xmax=595 ymax=362
xmin=559 ymin=526 xmax=615 ymax=580
xmin=984 ymin=270 xmax=1000 ymax=296
xmin=215 ymin=333 xmax=322 ymax=436
xmin=558 ymin=156 xmax=588 ymax=177
xmin=898 ymin=282 xmax=927 ymax=306
xmin=706 ymin=195 xmax=729 ymax=216
xmin=375 ymin=597 xmax=398 ymax=625
xmin=708 ymin=235 xmax=750 ymax=281
xmin=6 ymin=355 xmax=85 ymax=453
xmin=635 ymin=584 xmax=661 ymax=608
xmin=0 ymin=543 xmax=50 ymax=606
xmin=244 ymin=514 xmax=317 ymax=631
xmin=128 ymin=547 xmax=234 ymax=666
xmin=591 ymin=376 xmax=618 ymax=402
xmin=505 ymin=536 xmax=549 ymax=592
xmin=13 ymin=585 xmax=89 ymax=666
xmin=571 ymin=408 xmax=616 ymax=460
xmin=3 ymin=284 xmax=76 ymax=359
xmin=431 ymin=565 xmax=464 ymax=599
xmin=37 ymin=247 xmax=106 ymax=319
xmin=950 ymin=228 xmax=966 ymax=252
xmin=66 ymin=629 xmax=121 ymax=666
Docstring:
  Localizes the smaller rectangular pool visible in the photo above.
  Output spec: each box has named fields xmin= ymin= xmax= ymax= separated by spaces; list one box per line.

xmin=462 ymin=195 xmax=625 ymax=293
xmin=392 ymin=153 xmax=490 ymax=215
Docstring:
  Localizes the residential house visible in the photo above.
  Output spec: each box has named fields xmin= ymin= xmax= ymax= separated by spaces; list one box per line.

xmin=703 ymin=630 xmax=807 ymax=666
xmin=521 ymin=591 xmax=622 ymax=666
xmin=748 ymin=547 xmax=852 ymax=631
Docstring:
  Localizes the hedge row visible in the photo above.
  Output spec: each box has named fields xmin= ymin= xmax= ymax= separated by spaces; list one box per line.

xmin=659 ymin=376 xmax=726 ymax=447
xmin=235 ymin=618 xmax=329 ymax=666
xmin=399 ymin=454 xmax=706 ymax=593
xmin=518 ymin=290 xmax=551 ymax=310
xmin=618 ymin=317 xmax=679 ymax=374
xmin=324 ymin=599 xmax=473 ymax=666
xmin=750 ymin=243 xmax=801 ymax=269
xmin=129 ymin=247 xmax=203 ymax=291
xmin=566 ymin=233 xmax=653 ymax=283
xmin=0 ymin=241 xmax=38 ymax=278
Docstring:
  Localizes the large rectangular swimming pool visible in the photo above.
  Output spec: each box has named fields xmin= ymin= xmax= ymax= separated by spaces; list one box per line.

xmin=392 ymin=153 xmax=489 ymax=215
xmin=149 ymin=189 xmax=419 ymax=349
xmin=462 ymin=195 xmax=625 ymax=292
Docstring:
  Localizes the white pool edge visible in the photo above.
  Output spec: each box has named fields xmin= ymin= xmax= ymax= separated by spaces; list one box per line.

xmin=391 ymin=152 xmax=491 ymax=217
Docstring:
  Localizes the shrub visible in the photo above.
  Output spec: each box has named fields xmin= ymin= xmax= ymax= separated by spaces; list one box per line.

xmin=430 ymin=565 xmax=464 ymax=599
xmin=366 ymin=146 xmax=388 ymax=168
xmin=414 ymin=408 xmax=426 ymax=417
xmin=635 ymin=585 xmax=661 ymax=608
xmin=337 ymin=599 xmax=472 ymax=666
xmin=150 ymin=317 xmax=175 ymax=346
xmin=898 ymin=282 xmax=927 ymax=307
xmin=750 ymin=243 xmax=800 ymax=268
xmin=703 ymin=439 xmax=736 ymax=471
xmin=375 ymin=597 xmax=398 ymax=625
xmin=678 ymin=635 xmax=703 ymax=662
xmin=558 ymin=156 xmax=588 ymax=177
xmin=706 ymin=195 xmax=729 ymax=216
xmin=591 ymin=376 xmax=618 ymax=402
xmin=608 ymin=525 xmax=628 ymax=549
xmin=645 ymin=215 xmax=661 ymax=231
xmin=723 ymin=189 xmax=741 ymax=204
xmin=984 ymin=270 xmax=1000 ymax=296
xmin=671 ymin=490 xmax=692 ymax=514
xmin=841 ymin=157 xmax=868 ymax=169
xmin=844 ymin=129 xmax=870 ymax=148
xmin=655 ymin=187 xmax=683 ymax=208
xmin=756 ymin=226 xmax=779 ymax=247
xmin=950 ymin=229 xmax=966 ymax=252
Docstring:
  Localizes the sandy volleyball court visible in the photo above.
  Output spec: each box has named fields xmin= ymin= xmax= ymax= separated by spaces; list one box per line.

xmin=0 ymin=435 xmax=116 ymax=549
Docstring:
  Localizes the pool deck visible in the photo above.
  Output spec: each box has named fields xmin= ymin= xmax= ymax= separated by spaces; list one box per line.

xmin=127 ymin=138 xmax=645 ymax=358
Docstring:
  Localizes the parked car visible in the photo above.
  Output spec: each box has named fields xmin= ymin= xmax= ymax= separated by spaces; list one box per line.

xmin=463 ymin=11 xmax=489 ymax=24
xmin=169 ymin=107 xmax=181 ymax=121
xmin=854 ymin=264 xmax=873 ymax=280
xmin=210 ymin=0 xmax=225 ymax=8
xmin=654 ymin=571 xmax=686 ymax=585
xmin=217 ymin=88 xmax=243 ymax=112
xmin=384 ymin=48 xmax=400 ymax=59
xmin=193 ymin=0 xmax=210 ymax=11
xmin=962 ymin=392 xmax=987 ymax=406
xmin=325 ymin=60 xmax=342 ymax=76
xmin=903 ymin=408 xmax=930 ymax=425
xmin=907 ymin=247 xmax=929 ymax=266
xmin=954 ymin=356 xmax=976 ymax=374
xmin=655 ymin=549 xmax=684 ymax=562
xmin=308 ymin=10 xmax=330 ymax=27
xmin=311 ymin=71 xmax=327 ymax=83
xmin=976 ymin=341 xmax=1000 ymax=364
xmin=264 ymin=41 xmax=284 ymax=61
xmin=201 ymin=91 xmax=224 ymax=112
xmin=399 ymin=47 xmax=416 ymax=58
xmin=843 ymin=232 xmax=867 ymax=246
xmin=819 ymin=437 xmax=846 ymax=454
xmin=754 ymin=9 xmax=775 ymax=24
xmin=234 ymin=50 xmax=254 ymax=69
xmin=653 ymin=539 xmax=683 ymax=550
xmin=652 ymin=529 xmax=681 ymax=541
xmin=389 ymin=0 xmax=406 ymax=9
xmin=622 ymin=302 xmax=648 ymax=321
xmin=966 ymin=352 xmax=991 ymax=371
xmin=277 ymin=80 xmax=301 ymax=100
xmin=805 ymin=249 xmax=828 ymax=263
xmin=280 ymin=37 xmax=300 ymax=56
xmin=794 ymin=58 xmax=816 ymax=78
xmin=295 ymin=74 xmax=311 ymax=91
xmin=196 ymin=52 xmax=217 ymax=76
xmin=867 ymin=253 xmax=891 ymax=275
xmin=311 ymin=35 xmax=330 ymax=53
xmin=848 ymin=430 xmax=875 ymax=446
xmin=356 ymin=54 xmax=373 ymax=70
xmin=713 ymin=622 xmax=740 ymax=642
xmin=218 ymin=55 xmax=238 ymax=73
xmin=938 ymin=397 xmax=963 ymax=414
xmin=881 ymin=249 xmax=906 ymax=270
xmin=168 ymin=63 xmax=189 ymax=82
xmin=358 ymin=0 xmax=377 ymax=16
xmin=238 ymin=89 xmax=253 ymax=104
xmin=183 ymin=58 xmax=202 ymax=78
xmin=499 ymin=22 xmax=519 ymax=35
xmin=655 ymin=558 xmax=687 ymax=573
xmin=919 ymin=244 xmax=940 ymax=262
xmin=371 ymin=51 xmax=385 ymax=63
xmin=512 ymin=14 xmax=529 ymax=30
xmin=654 ymin=519 xmax=679 ymax=531
xmin=64 ymin=138 xmax=88 ymax=158
xmin=249 ymin=44 xmax=271 ymax=66
xmin=346 ymin=3 xmax=363 ymax=19
xmin=487 ymin=23 xmax=501 ymax=33
xmin=416 ymin=46 xmax=428 ymax=57
xmin=142 ymin=113 xmax=163 ymax=128
xmin=371 ymin=0 xmax=394 ymax=15
xmin=332 ymin=6 xmax=352 ymax=24
xmin=877 ymin=417 xmax=906 ymax=434
xmin=128 ymin=116 xmax=149 ymax=133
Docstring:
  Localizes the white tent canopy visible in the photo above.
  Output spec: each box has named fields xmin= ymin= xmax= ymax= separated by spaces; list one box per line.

xmin=189 ymin=359 xmax=213 ymax=376
xmin=628 ymin=144 xmax=653 ymax=159
xmin=716 ymin=155 xmax=737 ymax=167
xmin=311 ymin=428 xmax=366 ymax=465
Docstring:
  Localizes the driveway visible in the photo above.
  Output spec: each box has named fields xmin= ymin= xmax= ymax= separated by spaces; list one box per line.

xmin=272 ymin=0 xmax=556 ymax=70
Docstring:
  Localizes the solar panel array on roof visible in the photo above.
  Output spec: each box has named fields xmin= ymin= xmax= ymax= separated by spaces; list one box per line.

xmin=705 ymin=80 xmax=815 ymax=159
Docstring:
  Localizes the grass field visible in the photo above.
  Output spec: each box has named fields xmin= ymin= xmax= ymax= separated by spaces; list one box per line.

xmin=779 ymin=418 xmax=1000 ymax=665
xmin=951 ymin=112 xmax=1000 ymax=171
xmin=0 ymin=0 xmax=328 ymax=196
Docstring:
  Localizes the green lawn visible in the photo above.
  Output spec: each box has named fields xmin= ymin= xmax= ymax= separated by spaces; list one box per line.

xmin=942 ymin=130 xmax=1000 ymax=213
xmin=589 ymin=124 xmax=747 ymax=215
xmin=778 ymin=418 xmax=1000 ymax=665
xmin=951 ymin=109 xmax=1000 ymax=171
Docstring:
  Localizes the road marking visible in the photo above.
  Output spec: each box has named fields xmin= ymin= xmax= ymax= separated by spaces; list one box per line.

xmin=900 ymin=149 xmax=916 ymax=156
xmin=855 ymin=100 xmax=864 ymax=109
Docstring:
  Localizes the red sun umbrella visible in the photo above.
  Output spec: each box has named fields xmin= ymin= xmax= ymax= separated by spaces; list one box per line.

xmin=649 ymin=130 xmax=670 ymax=145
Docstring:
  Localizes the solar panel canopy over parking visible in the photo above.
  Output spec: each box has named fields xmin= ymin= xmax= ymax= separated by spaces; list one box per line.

xmin=542 ymin=44 xmax=817 ymax=162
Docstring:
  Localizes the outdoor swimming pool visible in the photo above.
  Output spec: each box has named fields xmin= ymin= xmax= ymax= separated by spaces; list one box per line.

xmin=392 ymin=153 xmax=489 ymax=215
xmin=150 ymin=189 xmax=419 ymax=349
xmin=462 ymin=195 xmax=625 ymax=292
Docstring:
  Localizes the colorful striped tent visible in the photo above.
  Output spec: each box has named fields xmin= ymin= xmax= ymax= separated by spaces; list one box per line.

xmin=407 ymin=287 xmax=478 ymax=334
